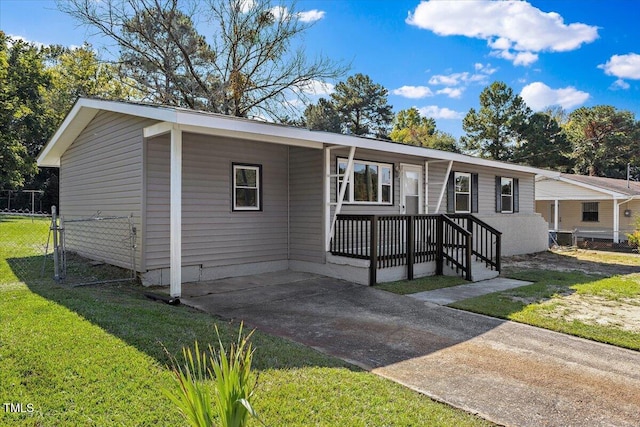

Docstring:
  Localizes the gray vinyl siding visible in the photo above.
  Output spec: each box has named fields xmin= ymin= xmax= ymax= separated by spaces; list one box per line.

xmin=289 ymin=147 xmax=324 ymax=263
xmin=330 ymin=148 xmax=423 ymax=216
xmin=329 ymin=149 xmax=536 ymax=216
xmin=59 ymin=111 xmax=149 ymax=270
xmin=144 ymin=133 xmax=289 ymax=270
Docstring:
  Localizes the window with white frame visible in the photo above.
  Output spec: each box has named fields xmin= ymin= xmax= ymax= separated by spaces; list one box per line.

xmin=337 ymin=158 xmax=392 ymax=204
xmin=454 ymin=172 xmax=471 ymax=213
xmin=501 ymin=177 xmax=513 ymax=213
xmin=582 ymin=202 xmax=599 ymax=222
xmin=232 ymin=163 xmax=261 ymax=211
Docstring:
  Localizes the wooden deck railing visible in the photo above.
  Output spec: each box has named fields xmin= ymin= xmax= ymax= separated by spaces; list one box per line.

xmin=447 ymin=214 xmax=502 ymax=272
xmin=330 ymin=213 xmax=500 ymax=285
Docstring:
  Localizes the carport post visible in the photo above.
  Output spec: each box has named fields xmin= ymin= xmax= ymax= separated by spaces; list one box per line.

xmin=170 ymin=126 xmax=182 ymax=297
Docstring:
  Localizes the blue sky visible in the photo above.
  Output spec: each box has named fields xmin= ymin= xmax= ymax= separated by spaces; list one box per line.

xmin=2 ymin=0 xmax=639 ymax=138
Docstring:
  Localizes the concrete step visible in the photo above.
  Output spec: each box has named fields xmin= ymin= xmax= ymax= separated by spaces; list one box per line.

xmin=443 ymin=260 xmax=499 ymax=282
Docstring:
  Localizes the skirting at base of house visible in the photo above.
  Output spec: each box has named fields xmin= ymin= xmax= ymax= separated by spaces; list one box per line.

xmin=140 ymin=260 xmax=289 ymax=286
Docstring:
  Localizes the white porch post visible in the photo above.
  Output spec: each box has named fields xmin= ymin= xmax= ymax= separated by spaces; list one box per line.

xmin=325 ymin=145 xmax=356 ymax=251
xmin=424 ymin=161 xmax=429 ymax=214
xmin=613 ymin=198 xmax=620 ymax=243
xmin=170 ymin=126 xmax=182 ymax=297
xmin=554 ymin=199 xmax=559 ymax=232
xmin=435 ymin=161 xmax=453 ymax=213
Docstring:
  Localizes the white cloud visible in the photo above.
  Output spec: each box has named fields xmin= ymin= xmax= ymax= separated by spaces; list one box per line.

xmin=238 ymin=0 xmax=255 ymax=13
xmin=392 ymin=85 xmax=433 ymax=99
xmin=298 ymin=9 xmax=325 ymax=23
xmin=6 ymin=34 xmax=46 ymax=49
xmin=436 ymin=87 xmax=464 ymax=99
xmin=271 ymin=6 xmax=325 ymax=23
xmin=611 ymin=79 xmax=631 ymax=90
xmin=298 ymin=79 xmax=335 ymax=95
xmin=520 ymin=82 xmax=589 ymax=111
xmin=407 ymin=1 xmax=598 ymax=66
xmin=599 ymin=53 xmax=640 ymax=80
xmin=418 ymin=105 xmax=464 ymax=120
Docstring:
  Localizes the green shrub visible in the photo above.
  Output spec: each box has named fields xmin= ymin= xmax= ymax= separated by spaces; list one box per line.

xmin=626 ymin=216 xmax=640 ymax=250
xmin=165 ymin=324 xmax=262 ymax=427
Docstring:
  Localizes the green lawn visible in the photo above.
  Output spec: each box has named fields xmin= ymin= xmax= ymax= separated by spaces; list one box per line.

xmin=1 ymin=217 xmax=492 ymax=427
xmin=375 ymin=274 xmax=467 ymax=295
xmin=450 ymin=269 xmax=640 ymax=351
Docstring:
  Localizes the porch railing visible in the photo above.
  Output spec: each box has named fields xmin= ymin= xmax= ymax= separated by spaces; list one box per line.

xmin=447 ymin=214 xmax=502 ymax=272
xmin=330 ymin=213 xmax=500 ymax=285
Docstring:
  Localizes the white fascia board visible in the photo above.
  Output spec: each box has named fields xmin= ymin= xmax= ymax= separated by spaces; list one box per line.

xmin=37 ymin=98 xmax=178 ymax=167
xmin=536 ymin=195 xmax=615 ymax=201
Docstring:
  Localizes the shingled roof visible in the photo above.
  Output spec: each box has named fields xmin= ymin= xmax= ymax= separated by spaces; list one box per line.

xmin=560 ymin=173 xmax=640 ymax=197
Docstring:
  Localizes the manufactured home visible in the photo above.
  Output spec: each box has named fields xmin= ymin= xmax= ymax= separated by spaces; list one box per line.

xmin=536 ymin=173 xmax=640 ymax=246
xmin=38 ymin=98 xmax=558 ymax=297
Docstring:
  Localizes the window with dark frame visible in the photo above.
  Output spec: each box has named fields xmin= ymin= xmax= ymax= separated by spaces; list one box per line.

xmin=232 ymin=163 xmax=261 ymax=211
xmin=501 ymin=177 xmax=513 ymax=213
xmin=337 ymin=158 xmax=392 ymax=204
xmin=454 ymin=172 xmax=471 ymax=213
xmin=582 ymin=202 xmax=599 ymax=222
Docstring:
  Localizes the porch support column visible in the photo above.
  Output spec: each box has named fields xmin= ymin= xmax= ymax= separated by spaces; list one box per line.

xmin=325 ymin=145 xmax=356 ymax=250
xmin=170 ymin=126 xmax=182 ymax=297
xmin=424 ymin=161 xmax=429 ymax=214
xmin=554 ymin=199 xmax=559 ymax=232
xmin=613 ymin=198 xmax=620 ymax=243
xmin=435 ymin=161 xmax=453 ymax=213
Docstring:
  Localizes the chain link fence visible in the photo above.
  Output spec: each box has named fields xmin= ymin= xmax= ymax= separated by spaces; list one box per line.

xmin=0 ymin=213 xmax=54 ymax=284
xmin=550 ymin=228 xmax=638 ymax=253
xmin=0 ymin=208 xmax=137 ymax=286
xmin=59 ymin=213 xmax=137 ymax=286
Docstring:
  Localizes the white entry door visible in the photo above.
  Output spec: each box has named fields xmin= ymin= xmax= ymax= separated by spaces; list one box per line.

xmin=400 ymin=164 xmax=423 ymax=214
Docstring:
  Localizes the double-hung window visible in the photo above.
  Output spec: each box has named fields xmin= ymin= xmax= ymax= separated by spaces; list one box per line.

xmin=495 ymin=176 xmax=519 ymax=213
xmin=582 ymin=202 xmax=599 ymax=222
xmin=500 ymin=177 xmax=514 ymax=213
xmin=337 ymin=158 xmax=392 ymax=204
xmin=454 ymin=172 xmax=471 ymax=213
xmin=232 ymin=163 xmax=261 ymax=211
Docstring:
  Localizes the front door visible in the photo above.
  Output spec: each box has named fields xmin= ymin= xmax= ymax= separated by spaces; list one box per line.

xmin=400 ymin=164 xmax=423 ymax=214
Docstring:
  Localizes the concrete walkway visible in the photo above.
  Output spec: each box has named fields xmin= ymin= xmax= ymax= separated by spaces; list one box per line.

xmin=177 ymin=271 xmax=640 ymax=427
xmin=409 ymin=277 xmax=533 ymax=305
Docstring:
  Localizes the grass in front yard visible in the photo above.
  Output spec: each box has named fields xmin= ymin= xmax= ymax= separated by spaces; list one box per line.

xmin=375 ymin=275 xmax=467 ymax=295
xmin=1 ymin=218 xmax=492 ymax=426
xmin=450 ymin=269 xmax=640 ymax=351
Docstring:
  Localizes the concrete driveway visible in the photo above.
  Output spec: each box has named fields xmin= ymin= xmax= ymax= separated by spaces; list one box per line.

xmin=179 ymin=271 xmax=640 ymax=427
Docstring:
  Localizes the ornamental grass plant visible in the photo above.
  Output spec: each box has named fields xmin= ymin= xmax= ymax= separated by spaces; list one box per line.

xmin=165 ymin=324 xmax=262 ymax=427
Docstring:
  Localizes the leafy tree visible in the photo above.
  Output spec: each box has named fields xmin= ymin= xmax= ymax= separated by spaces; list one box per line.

xmin=330 ymin=73 xmax=393 ymax=138
xmin=461 ymin=81 xmax=531 ymax=160
xmin=512 ymin=111 xmax=573 ymax=172
xmin=303 ymin=97 xmax=341 ymax=133
xmin=564 ymin=105 xmax=639 ymax=177
xmin=389 ymin=107 xmax=459 ymax=152
xmin=58 ymin=0 xmax=346 ymax=119
xmin=45 ymin=43 xmax=137 ymax=120
xmin=0 ymin=32 xmax=51 ymax=189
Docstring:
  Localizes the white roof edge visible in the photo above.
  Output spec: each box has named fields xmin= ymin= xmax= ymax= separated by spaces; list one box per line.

xmin=37 ymin=98 xmax=561 ymax=177
xmin=537 ymin=174 xmax=629 ymax=198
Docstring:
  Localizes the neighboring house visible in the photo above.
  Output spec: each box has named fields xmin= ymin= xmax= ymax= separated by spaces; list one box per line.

xmin=38 ymin=98 xmax=558 ymax=297
xmin=535 ymin=174 xmax=640 ymax=245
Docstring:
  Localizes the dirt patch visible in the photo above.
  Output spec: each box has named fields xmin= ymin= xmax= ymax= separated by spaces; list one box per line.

xmin=502 ymin=249 xmax=640 ymax=276
xmin=545 ymin=294 xmax=640 ymax=333
xmin=502 ymin=250 xmax=640 ymax=335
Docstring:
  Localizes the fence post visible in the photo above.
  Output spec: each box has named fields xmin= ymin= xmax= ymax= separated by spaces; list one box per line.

xmin=369 ymin=215 xmax=378 ymax=286
xmin=465 ymin=233 xmax=473 ymax=281
xmin=407 ymin=215 xmax=414 ymax=280
xmin=436 ymin=215 xmax=443 ymax=275
xmin=52 ymin=206 xmax=60 ymax=283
